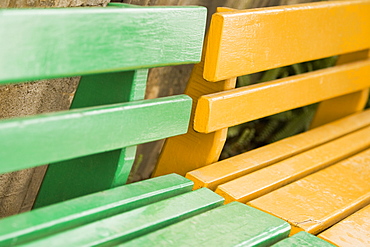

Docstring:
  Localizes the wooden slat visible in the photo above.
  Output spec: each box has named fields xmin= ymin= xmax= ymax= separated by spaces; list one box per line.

xmin=187 ymin=109 xmax=370 ymax=191
xmin=0 ymin=4 xmax=206 ymax=83
xmin=0 ymin=95 xmax=192 ymax=174
xmin=119 ymin=202 xmax=291 ymax=247
xmin=23 ymin=188 xmax=224 ymax=246
xmin=203 ymin=0 xmax=370 ymax=81
xmin=34 ymin=70 xmax=148 ymax=208
xmin=272 ymin=232 xmax=335 ymax=247
xmin=318 ymin=204 xmax=370 ymax=246
xmin=196 ymin=59 xmax=370 ymax=133
xmin=0 ymin=174 xmax=193 ymax=246
xmin=248 ymin=148 xmax=370 ymax=235
xmin=215 ymin=125 xmax=370 ymax=203
xmin=310 ymin=49 xmax=370 ymax=128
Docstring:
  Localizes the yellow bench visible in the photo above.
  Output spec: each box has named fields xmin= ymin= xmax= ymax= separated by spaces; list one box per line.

xmin=154 ymin=0 xmax=370 ymax=244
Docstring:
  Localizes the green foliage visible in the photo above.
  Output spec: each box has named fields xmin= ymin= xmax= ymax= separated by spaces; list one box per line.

xmin=220 ymin=56 xmax=338 ymax=160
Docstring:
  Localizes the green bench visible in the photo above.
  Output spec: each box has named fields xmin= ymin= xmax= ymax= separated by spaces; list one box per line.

xmin=0 ymin=3 xmax=205 ymax=208
xmin=0 ymin=4 xmax=295 ymax=246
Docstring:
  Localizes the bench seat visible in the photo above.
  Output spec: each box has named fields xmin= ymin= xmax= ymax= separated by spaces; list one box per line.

xmin=119 ymin=202 xmax=290 ymax=247
xmin=318 ymin=203 xmax=370 ymax=246
xmin=272 ymin=232 xmax=335 ymax=247
xmin=0 ymin=174 xmax=293 ymax=246
xmin=0 ymin=174 xmax=193 ymax=245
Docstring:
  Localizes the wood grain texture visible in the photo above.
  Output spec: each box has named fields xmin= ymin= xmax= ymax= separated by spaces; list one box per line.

xmin=318 ymin=204 xmax=370 ymax=247
xmin=195 ymin=59 xmax=370 ymax=133
xmin=0 ymin=4 xmax=206 ymax=83
xmin=249 ymin=148 xmax=370 ymax=235
xmin=0 ymin=95 xmax=192 ymax=174
xmin=186 ymin=109 xmax=370 ymax=191
xmin=311 ymin=49 xmax=370 ymax=128
xmin=216 ymin=124 xmax=370 ymax=203
xmin=204 ymin=0 xmax=370 ymax=81
xmin=272 ymin=232 xmax=335 ymax=247
xmin=23 ymin=188 xmax=224 ymax=246
xmin=0 ymin=174 xmax=193 ymax=246
xmin=119 ymin=202 xmax=291 ymax=247
xmin=34 ymin=69 xmax=148 ymax=208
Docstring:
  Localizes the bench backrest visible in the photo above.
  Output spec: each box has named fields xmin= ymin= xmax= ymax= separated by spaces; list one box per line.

xmin=154 ymin=0 xmax=370 ymax=176
xmin=0 ymin=3 xmax=207 ymax=207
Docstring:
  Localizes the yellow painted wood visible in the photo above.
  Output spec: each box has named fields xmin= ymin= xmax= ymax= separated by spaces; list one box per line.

xmin=215 ymin=125 xmax=370 ymax=204
xmin=318 ymin=204 xmax=370 ymax=246
xmin=153 ymin=9 xmax=237 ymax=177
xmin=203 ymin=0 xmax=370 ymax=81
xmin=248 ymin=148 xmax=370 ymax=235
xmin=195 ymin=59 xmax=370 ymax=133
xmin=153 ymin=59 xmax=235 ymax=177
xmin=311 ymin=49 xmax=370 ymax=128
xmin=186 ymin=109 xmax=370 ymax=191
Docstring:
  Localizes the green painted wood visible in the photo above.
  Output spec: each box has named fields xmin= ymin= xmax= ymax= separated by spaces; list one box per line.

xmin=120 ymin=202 xmax=290 ymax=247
xmin=0 ymin=5 xmax=206 ymax=83
xmin=271 ymin=232 xmax=336 ymax=247
xmin=108 ymin=3 xmax=141 ymax=8
xmin=34 ymin=70 xmax=148 ymax=208
xmin=23 ymin=188 xmax=224 ymax=246
xmin=0 ymin=95 xmax=192 ymax=174
xmin=0 ymin=174 xmax=192 ymax=246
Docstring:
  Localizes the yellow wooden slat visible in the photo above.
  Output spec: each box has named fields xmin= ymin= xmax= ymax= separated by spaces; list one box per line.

xmin=310 ymin=49 xmax=370 ymax=128
xmin=215 ymin=125 xmax=370 ymax=204
xmin=248 ymin=148 xmax=370 ymax=235
xmin=204 ymin=0 xmax=370 ymax=81
xmin=186 ymin=109 xmax=370 ymax=191
xmin=318 ymin=204 xmax=370 ymax=246
xmin=195 ymin=59 xmax=370 ymax=133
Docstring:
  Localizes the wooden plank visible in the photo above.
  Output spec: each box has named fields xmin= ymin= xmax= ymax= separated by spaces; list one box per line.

xmin=310 ymin=49 xmax=370 ymax=128
xmin=318 ymin=204 xmax=370 ymax=247
xmin=22 ymin=188 xmax=224 ymax=246
xmin=203 ymin=0 xmax=370 ymax=81
xmin=216 ymin=125 xmax=370 ymax=203
xmin=248 ymin=148 xmax=370 ymax=235
xmin=34 ymin=70 xmax=148 ymax=207
xmin=196 ymin=59 xmax=370 ymax=133
xmin=271 ymin=232 xmax=335 ymax=247
xmin=0 ymin=95 xmax=192 ymax=174
xmin=0 ymin=174 xmax=193 ymax=246
xmin=187 ymin=109 xmax=370 ymax=191
xmin=0 ymin=5 xmax=206 ymax=83
xmin=119 ymin=202 xmax=291 ymax=247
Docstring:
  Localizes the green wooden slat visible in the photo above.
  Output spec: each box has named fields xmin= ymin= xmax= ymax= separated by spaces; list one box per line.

xmin=23 ymin=188 xmax=224 ymax=246
xmin=34 ymin=70 xmax=148 ymax=208
xmin=0 ymin=5 xmax=207 ymax=83
xmin=271 ymin=232 xmax=336 ymax=247
xmin=0 ymin=95 xmax=192 ymax=174
xmin=108 ymin=3 xmax=141 ymax=8
xmin=120 ymin=202 xmax=290 ymax=247
xmin=0 ymin=174 xmax=192 ymax=246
